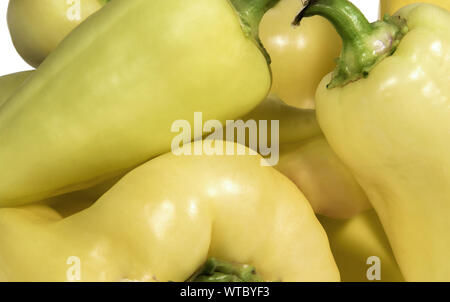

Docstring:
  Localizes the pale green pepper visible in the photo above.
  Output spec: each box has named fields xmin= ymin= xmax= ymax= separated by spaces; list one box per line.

xmin=0 ymin=0 xmax=278 ymax=206
xmin=298 ymin=0 xmax=450 ymax=281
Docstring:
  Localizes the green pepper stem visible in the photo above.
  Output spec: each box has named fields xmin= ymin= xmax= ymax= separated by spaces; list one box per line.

xmin=230 ymin=0 xmax=281 ymax=63
xmin=293 ymin=0 xmax=408 ymax=88
xmin=187 ymin=258 xmax=263 ymax=282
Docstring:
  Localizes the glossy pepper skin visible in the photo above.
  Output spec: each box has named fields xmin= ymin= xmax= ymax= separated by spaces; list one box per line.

xmin=381 ymin=0 xmax=450 ymax=15
xmin=299 ymin=1 xmax=450 ymax=281
xmin=319 ymin=211 xmax=404 ymax=282
xmin=7 ymin=0 xmax=109 ymax=68
xmin=0 ymin=141 xmax=340 ymax=282
xmin=242 ymin=96 xmax=370 ymax=218
xmin=0 ymin=72 xmax=369 ymax=219
xmin=0 ymin=0 xmax=276 ymax=207
xmin=259 ymin=0 xmax=341 ymax=108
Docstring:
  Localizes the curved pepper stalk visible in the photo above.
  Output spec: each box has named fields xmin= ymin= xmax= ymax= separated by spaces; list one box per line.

xmin=230 ymin=0 xmax=281 ymax=63
xmin=293 ymin=0 xmax=408 ymax=88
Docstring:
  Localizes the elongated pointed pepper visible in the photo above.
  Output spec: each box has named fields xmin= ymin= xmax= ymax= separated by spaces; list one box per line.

xmin=10 ymin=0 xmax=343 ymax=110
xmin=0 ymin=71 xmax=370 ymax=219
xmin=0 ymin=141 xmax=340 ymax=282
xmin=295 ymin=0 xmax=450 ymax=281
xmin=0 ymin=0 xmax=279 ymax=206
xmin=47 ymin=96 xmax=371 ymax=220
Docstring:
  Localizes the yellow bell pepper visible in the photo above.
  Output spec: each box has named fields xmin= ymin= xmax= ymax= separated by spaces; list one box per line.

xmin=7 ymin=0 xmax=108 ymax=68
xmin=242 ymin=96 xmax=371 ymax=218
xmin=259 ymin=0 xmax=341 ymax=108
xmin=381 ymin=0 xmax=450 ymax=15
xmin=319 ymin=211 xmax=404 ymax=282
xmin=298 ymin=0 xmax=450 ymax=281
xmin=0 ymin=0 xmax=276 ymax=207
xmin=0 ymin=141 xmax=340 ymax=282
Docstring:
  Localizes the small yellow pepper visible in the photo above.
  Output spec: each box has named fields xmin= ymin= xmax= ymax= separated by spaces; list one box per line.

xmin=7 ymin=0 xmax=108 ymax=67
xmin=259 ymin=0 xmax=341 ymax=108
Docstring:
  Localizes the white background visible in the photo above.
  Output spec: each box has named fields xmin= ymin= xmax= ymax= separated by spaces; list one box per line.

xmin=0 ymin=0 xmax=380 ymax=76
